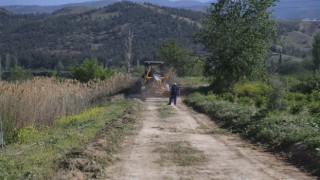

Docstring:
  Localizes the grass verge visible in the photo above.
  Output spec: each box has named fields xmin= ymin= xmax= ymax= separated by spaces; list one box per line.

xmin=0 ymin=98 xmax=141 ymax=179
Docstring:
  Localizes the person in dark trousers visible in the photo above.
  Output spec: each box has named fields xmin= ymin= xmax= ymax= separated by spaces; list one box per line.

xmin=168 ymin=83 xmax=180 ymax=105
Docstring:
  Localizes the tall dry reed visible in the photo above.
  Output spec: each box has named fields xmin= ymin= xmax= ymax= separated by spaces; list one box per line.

xmin=0 ymin=74 xmax=133 ymax=142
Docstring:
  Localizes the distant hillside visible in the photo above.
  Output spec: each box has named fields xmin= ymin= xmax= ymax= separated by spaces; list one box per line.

xmin=1 ymin=0 xmax=210 ymax=14
xmin=53 ymin=6 xmax=96 ymax=15
xmin=0 ymin=7 xmax=12 ymax=15
xmin=1 ymin=0 xmax=320 ymax=19
xmin=2 ymin=0 xmax=118 ymax=14
xmin=277 ymin=20 xmax=320 ymax=57
xmin=0 ymin=2 xmax=202 ymax=69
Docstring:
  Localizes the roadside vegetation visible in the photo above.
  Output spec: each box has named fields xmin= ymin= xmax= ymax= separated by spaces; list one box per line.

xmin=0 ymin=99 xmax=141 ymax=179
xmin=0 ymin=74 xmax=132 ymax=143
xmin=1 ymin=0 xmax=320 ymax=177
xmin=183 ymin=0 xmax=320 ymax=172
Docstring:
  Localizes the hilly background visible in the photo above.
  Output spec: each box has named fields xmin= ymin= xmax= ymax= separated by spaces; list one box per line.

xmin=0 ymin=0 xmax=319 ymax=72
xmin=1 ymin=0 xmax=320 ymax=19
xmin=0 ymin=2 xmax=202 ymax=69
xmin=0 ymin=0 xmax=210 ymax=15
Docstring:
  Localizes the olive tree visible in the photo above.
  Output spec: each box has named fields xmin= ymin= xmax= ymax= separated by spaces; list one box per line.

xmin=198 ymin=0 xmax=278 ymax=91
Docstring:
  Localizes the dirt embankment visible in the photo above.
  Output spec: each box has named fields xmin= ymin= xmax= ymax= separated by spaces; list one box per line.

xmin=105 ymin=99 xmax=316 ymax=180
xmin=56 ymin=99 xmax=143 ymax=180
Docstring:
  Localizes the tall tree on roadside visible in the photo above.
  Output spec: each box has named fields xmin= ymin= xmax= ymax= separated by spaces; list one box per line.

xmin=198 ymin=0 xmax=278 ymax=91
xmin=313 ymin=33 xmax=320 ymax=70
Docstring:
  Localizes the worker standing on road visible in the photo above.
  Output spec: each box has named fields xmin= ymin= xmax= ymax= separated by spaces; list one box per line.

xmin=168 ymin=83 xmax=180 ymax=105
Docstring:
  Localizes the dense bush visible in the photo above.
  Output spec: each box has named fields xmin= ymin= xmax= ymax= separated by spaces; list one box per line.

xmin=292 ymin=72 xmax=320 ymax=93
xmin=72 ymin=58 xmax=115 ymax=83
xmin=308 ymin=103 xmax=320 ymax=115
xmin=184 ymin=92 xmax=257 ymax=132
xmin=234 ymin=82 xmax=271 ymax=108
xmin=290 ymin=103 xmax=304 ymax=114
xmin=234 ymin=82 xmax=271 ymax=97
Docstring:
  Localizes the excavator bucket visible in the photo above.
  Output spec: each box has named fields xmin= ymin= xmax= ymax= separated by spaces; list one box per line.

xmin=140 ymin=61 xmax=174 ymax=97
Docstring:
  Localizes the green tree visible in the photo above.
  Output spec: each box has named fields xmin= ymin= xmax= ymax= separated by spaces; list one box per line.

xmin=158 ymin=40 xmax=183 ymax=68
xmin=158 ymin=40 xmax=204 ymax=77
xmin=72 ymin=58 xmax=114 ymax=83
xmin=313 ymin=33 xmax=320 ymax=70
xmin=198 ymin=0 xmax=277 ymax=91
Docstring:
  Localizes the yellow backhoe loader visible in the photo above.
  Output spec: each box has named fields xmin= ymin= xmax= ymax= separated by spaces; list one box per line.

xmin=141 ymin=61 xmax=174 ymax=96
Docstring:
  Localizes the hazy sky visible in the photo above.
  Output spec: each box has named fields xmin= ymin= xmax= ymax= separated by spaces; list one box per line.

xmin=0 ymin=0 xmax=96 ymax=6
xmin=0 ymin=0 xmax=211 ymax=6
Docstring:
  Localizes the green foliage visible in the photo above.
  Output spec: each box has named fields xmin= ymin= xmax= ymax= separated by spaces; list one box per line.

xmin=234 ymin=82 xmax=271 ymax=97
xmin=0 ymin=2 xmax=201 ymax=70
xmin=290 ymin=103 xmax=304 ymax=114
xmin=158 ymin=40 xmax=183 ymax=68
xmin=277 ymin=61 xmax=311 ymax=75
xmin=158 ymin=40 xmax=204 ymax=77
xmin=234 ymin=81 xmax=271 ymax=108
xmin=184 ymin=92 xmax=320 ymax=152
xmin=176 ymin=77 xmax=210 ymax=87
xmin=237 ymin=96 xmax=255 ymax=106
xmin=198 ymin=0 xmax=277 ymax=90
xmin=313 ymin=33 xmax=320 ymax=70
xmin=252 ymin=115 xmax=317 ymax=148
xmin=220 ymin=92 xmax=236 ymax=103
xmin=72 ymin=58 xmax=114 ymax=82
xmin=309 ymin=90 xmax=320 ymax=102
xmin=16 ymin=124 xmax=39 ymax=144
xmin=293 ymin=71 xmax=320 ymax=93
xmin=7 ymin=66 xmax=33 ymax=82
xmin=284 ymin=92 xmax=307 ymax=103
xmin=184 ymin=92 xmax=256 ymax=132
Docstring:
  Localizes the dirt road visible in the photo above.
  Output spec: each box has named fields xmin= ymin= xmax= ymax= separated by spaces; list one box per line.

xmin=105 ymin=98 xmax=316 ymax=180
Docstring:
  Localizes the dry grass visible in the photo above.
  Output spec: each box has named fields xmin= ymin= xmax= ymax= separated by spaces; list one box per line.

xmin=0 ymin=74 xmax=133 ymax=142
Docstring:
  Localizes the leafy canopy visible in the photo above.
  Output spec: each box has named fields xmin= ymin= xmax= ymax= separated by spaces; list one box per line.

xmin=199 ymin=0 xmax=278 ymax=90
xmin=72 ymin=58 xmax=114 ymax=83
xmin=313 ymin=33 xmax=320 ymax=70
xmin=158 ymin=40 xmax=204 ymax=77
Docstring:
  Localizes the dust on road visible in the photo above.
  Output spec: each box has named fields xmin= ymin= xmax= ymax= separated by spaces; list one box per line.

xmin=105 ymin=98 xmax=315 ymax=180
